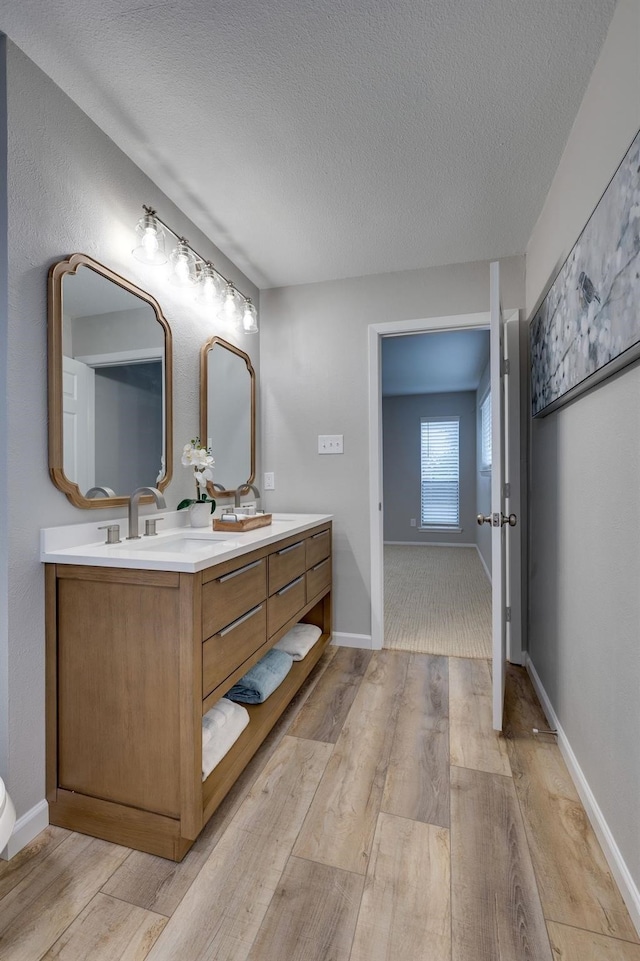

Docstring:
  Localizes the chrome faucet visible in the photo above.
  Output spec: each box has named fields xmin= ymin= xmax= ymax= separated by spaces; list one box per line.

xmin=86 ymin=486 xmax=116 ymax=498
xmin=234 ymin=483 xmax=261 ymax=508
xmin=127 ymin=486 xmax=166 ymax=539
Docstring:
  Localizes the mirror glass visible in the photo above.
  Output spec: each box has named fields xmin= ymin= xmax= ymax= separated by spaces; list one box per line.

xmin=48 ymin=254 xmax=172 ymax=508
xmin=200 ymin=337 xmax=255 ymax=495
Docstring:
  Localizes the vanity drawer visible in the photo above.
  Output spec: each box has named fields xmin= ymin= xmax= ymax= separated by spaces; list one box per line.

xmin=268 ymin=574 xmax=306 ymax=637
xmin=202 ymin=603 xmax=266 ymax=699
xmin=306 ymin=528 xmax=331 ymax=569
xmin=202 ymin=558 xmax=267 ymax=639
xmin=268 ymin=540 xmax=306 ymax=595
xmin=306 ymin=557 xmax=331 ymax=602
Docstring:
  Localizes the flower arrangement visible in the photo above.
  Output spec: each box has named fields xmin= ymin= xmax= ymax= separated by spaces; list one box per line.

xmin=177 ymin=438 xmax=216 ymax=512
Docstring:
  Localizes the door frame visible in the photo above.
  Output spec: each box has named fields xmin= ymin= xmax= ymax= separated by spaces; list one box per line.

xmin=368 ymin=310 xmax=523 ymax=660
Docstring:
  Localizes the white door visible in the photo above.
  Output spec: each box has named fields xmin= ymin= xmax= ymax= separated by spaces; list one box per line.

xmin=62 ymin=354 xmax=95 ymax=494
xmin=489 ymin=261 xmax=511 ymax=731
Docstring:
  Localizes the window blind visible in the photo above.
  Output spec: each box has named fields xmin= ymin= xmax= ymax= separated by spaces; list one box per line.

xmin=420 ymin=418 xmax=460 ymax=527
xmin=480 ymin=392 xmax=492 ymax=470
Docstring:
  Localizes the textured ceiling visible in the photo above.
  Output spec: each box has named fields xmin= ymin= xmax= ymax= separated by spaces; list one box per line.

xmin=382 ymin=329 xmax=490 ymax=396
xmin=0 ymin=0 xmax=616 ymax=288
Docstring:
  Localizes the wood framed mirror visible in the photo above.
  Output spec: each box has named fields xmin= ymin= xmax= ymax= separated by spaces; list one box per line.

xmin=48 ymin=253 xmax=173 ymax=509
xmin=200 ymin=336 xmax=255 ymax=497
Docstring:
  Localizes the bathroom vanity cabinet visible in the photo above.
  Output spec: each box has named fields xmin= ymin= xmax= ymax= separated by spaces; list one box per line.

xmin=45 ymin=520 xmax=332 ymax=860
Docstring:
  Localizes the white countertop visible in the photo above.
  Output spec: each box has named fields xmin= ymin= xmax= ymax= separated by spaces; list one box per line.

xmin=40 ymin=512 xmax=333 ymax=573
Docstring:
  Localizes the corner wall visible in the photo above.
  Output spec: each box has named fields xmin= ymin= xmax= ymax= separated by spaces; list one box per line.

xmin=526 ymin=0 xmax=640 ymax=906
xmin=260 ymin=256 xmax=524 ymax=636
xmin=0 ymin=35 xmax=9 ymax=797
xmin=2 ymin=39 xmax=259 ymax=843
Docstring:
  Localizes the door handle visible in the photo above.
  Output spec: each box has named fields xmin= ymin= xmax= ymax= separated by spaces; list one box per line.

xmin=477 ymin=513 xmax=518 ymax=527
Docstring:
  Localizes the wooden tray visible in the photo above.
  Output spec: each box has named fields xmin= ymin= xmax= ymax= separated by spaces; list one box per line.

xmin=213 ymin=513 xmax=272 ymax=532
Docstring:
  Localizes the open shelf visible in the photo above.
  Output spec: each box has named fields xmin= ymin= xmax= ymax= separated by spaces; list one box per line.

xmin=202 ymin=627 xmax=331 ymax=819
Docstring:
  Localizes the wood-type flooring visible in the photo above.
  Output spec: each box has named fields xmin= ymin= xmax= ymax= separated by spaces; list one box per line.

xmin=0 ymin=646 xmax=638 ymax=960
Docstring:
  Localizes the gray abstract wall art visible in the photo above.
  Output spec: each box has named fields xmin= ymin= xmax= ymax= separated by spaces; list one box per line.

xmin=531 ymin=129 xmax=640 ymax=416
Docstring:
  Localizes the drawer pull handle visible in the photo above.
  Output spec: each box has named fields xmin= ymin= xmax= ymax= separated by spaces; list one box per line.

xmin=217 ymin=559 xmax=263 ymax=583
xmin=219 ymin=604 xmax=263 ymax=636
xmin=276 ymin=541 xmax=303 ymax=556
xmin=311 ymin=530 xmax=328 ymax=539
xmin=276 ymin=576 xmax=304 ymax=596
xmin=312 ymin=559 xmax=329 ymax=572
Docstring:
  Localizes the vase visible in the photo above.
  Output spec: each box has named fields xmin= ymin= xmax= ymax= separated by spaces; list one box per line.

xmin=188 ymin=502 xmax=211 ymax=528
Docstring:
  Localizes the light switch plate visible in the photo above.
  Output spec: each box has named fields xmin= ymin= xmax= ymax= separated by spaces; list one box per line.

xmin=318 ymin=434 xmax=344 ymax=454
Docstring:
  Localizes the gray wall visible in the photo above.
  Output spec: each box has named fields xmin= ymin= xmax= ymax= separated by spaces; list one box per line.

xmin=94 ymin=363 xmax=163 ymax=493
xmin=71 ymin=307 xmax=164 ymax=357
xmin=382 ymin=391 xmax=476 ymax=544
xmin=526 ymin=0 xmax=640 ymax=893
xmin=260 ymin=256 xmax=524 ymax=637
xmin=474 ymin=359 xmax=491 ymax=573
xmin=0 ymin=36 xmax=8 ymax=796
xmin=1 ymin=40 xmax=259 ymax=824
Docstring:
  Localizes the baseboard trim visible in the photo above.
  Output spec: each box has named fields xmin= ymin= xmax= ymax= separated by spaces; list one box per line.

xmin=1 ymin=798 xmax=49 ymax=860
xmin=332 ymin=632 xmax=373 ymax=650
xmin=475 ymin=544 xmax=492 ymax=583
xmin=384 ymin=541 xmax=477 ymax=548
xmin=525 ymin=655 xmax=640 ymax=936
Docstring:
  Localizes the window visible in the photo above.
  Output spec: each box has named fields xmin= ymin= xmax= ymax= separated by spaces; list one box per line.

xmin=480 ymin=392 xmax=492 ymax=470
xmin=420 ymin=417 xmax=460 ymax=528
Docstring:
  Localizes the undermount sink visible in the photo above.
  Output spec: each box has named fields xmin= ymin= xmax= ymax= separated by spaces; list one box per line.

xmin=123 ymin=532 xmax=239 ymax=553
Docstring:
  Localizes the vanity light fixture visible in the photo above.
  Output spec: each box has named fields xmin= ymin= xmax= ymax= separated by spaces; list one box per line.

xmin=222 ymin=281 xmax=239 ymax=321
xmin=196 ymin=262 xmax=222 ymax=307
xmin=132 ymin=204 xmax=258 ymax=333
xmin=132 ymin=209 xmax=167 ymax=265
xmin=167 ymin=239 xmax=198 ymax=287
xmin=238 ymin=298 xmax=258 ymax=334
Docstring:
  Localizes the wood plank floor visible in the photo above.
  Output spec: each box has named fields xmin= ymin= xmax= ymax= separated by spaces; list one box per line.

xmin=0 ymin=651 xmax=637 ymax=960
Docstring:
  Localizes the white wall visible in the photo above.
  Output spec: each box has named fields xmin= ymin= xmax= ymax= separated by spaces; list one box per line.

xmin=382 ymin=391 xmax=476 ymax=544
xmin=474 ymin=359 xmax=491 ymax=573
xmin=1 ymin=39 xmax=259 ymax=835
xmin=526 ymin=0 xmax=640 ymax=898
xmin=260 ymin=256 xmax=524 ymax=636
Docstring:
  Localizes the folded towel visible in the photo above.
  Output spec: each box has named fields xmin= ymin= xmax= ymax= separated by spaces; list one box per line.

xmin=274 ymin=622 xmax=322 ymax=661
xmin=226 ymin=648 xmax=293 ymax=704
xmin=202 ymin=698 xmax=249 ymax=781
xmin=202 ymin=697 xmax=238 ymax=747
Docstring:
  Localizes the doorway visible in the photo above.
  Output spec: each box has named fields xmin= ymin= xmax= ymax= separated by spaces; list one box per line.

xmin=368 ymin=311 xmax=523 ymax=662
xmin=381 ymin=328 xmax=492 ymax=657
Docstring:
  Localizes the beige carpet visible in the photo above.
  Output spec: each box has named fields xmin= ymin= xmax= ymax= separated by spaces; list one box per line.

xmin=384 ymin=545 xmax=491 ymax=658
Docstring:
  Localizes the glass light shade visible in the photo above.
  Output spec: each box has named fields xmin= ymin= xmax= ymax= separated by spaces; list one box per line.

xmin=168 ymin=240 xmax=198 ymax=287
xmin=196 ymin=262 xmax=222 ymax=307
xmin=132 ymin=212 xmax=167 ymax=265
xmin=238 ymin=298 xmax=258 ymax=334
xmin=221 ymin=282 xmax=240 ymax=324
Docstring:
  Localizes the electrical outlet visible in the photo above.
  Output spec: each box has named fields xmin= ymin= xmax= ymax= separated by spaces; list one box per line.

xmin=410 ymin=518 xmax=417 ymax=527
xmin=263 ymin=472 xmax=275 ymax=490
xmin=318 ymin=434 xmax=344 ymax=454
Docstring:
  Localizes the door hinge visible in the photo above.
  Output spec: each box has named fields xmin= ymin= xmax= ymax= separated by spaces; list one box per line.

xmin=503 ymin=482 xmax=511 ymax=499
xmin=501 ymin=358 xmax=511 ymax=375
xmin=505 ymin=606 xmax=512 ymax=622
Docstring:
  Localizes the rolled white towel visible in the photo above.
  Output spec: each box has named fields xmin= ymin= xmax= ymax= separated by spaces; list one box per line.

xmin=274 ymin=622 xmax=322 ymax=661
xmin=202 ymin=699 xmax=250 ymax=780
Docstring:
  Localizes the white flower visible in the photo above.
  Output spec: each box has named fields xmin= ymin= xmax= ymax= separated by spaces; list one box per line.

xmin=182 ymin=438 xmax=215 ymax=497
xmin=196 ymin=467 xmax=214 ymax=490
